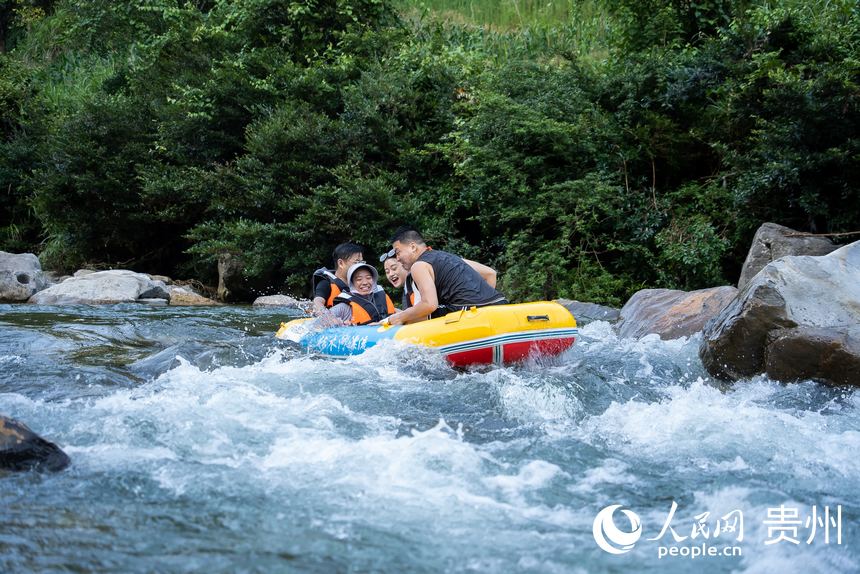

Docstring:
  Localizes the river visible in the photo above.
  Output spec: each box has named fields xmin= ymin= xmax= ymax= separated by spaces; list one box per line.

xmin=1 ymin=304 xmax=856 ymax=572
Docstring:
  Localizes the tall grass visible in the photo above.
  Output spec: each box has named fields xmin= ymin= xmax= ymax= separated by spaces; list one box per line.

xmin=396 ymin=0 xmax=579 ymax=29
xmin=397 ymin=0 xmax=614 ymax=62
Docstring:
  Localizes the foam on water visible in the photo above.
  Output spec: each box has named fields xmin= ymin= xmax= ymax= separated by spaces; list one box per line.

xmin=567 ymin=458 xmax=639 ymax=495
xmin=491 ymin=368 xmax=584 ymax=424
xmin=575 ymin=377 xmax=860 ymax=488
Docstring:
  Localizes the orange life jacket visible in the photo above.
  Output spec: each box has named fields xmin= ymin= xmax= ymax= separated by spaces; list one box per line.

xmin=312 ymin=268 xmax=349 ymax=308
xmin=334 ymin=288 xmax=396 ymax=325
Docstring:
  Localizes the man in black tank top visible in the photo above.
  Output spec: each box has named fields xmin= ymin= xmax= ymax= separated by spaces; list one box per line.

xmin=384 ymin=227 xmax=507 ymax=325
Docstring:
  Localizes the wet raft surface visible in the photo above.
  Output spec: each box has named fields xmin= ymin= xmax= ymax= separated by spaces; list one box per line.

xmin=1 ymin=304 xmax=857 ymax=573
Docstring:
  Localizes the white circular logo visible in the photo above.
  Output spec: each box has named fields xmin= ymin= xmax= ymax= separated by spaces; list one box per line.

xmin=593 ymin=504 xmax=642 ymax=554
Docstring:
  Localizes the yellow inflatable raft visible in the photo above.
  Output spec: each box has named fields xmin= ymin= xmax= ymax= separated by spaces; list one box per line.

xmin=276 ymin=301 xmax=577 ymax=367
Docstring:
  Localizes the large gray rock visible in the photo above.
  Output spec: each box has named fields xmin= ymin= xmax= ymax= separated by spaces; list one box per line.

xmin=0 ymin=251 xmax=48 ymax=302
xmin=765 ymin=326 xmax=860 ymax=385
xmin=556 ymin=299 xmax=620 ymax=326
xmin=738 ymin=223 xmax=837 ymax=289
xmin=0 ymin=415 xmax=70 ymax=472
xmin=27 ymin=269 xmax=169 ymax=304
xmin=700 ymin=241 xmax=860 ymax=382
xmin=616 ymin=286 xmax=738 ymax=340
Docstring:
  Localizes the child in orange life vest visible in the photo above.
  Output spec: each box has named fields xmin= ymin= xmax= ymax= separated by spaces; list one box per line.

xmin=330 ymin=262 xmax=396 ymax=325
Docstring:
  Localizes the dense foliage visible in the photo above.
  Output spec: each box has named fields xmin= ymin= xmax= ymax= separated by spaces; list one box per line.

xmin=1 ymin=0 xmax=857 ymax=303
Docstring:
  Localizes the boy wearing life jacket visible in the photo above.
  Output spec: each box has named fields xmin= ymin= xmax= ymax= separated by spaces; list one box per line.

xmin=330 ymin=262 xmax=396 ymax=325
xmin=384 ymin=227 xmax=507 ymax=326
xmin=311 ymin=242 xmax=364 ymax=315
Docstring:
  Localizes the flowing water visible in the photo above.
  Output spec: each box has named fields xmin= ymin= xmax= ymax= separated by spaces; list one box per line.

xmin=1 ymin=304 xmax=857 ymax=573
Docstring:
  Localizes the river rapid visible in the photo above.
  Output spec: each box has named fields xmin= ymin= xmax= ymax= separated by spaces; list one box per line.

xmin=1 ymin=304 xmax=856 ymax=573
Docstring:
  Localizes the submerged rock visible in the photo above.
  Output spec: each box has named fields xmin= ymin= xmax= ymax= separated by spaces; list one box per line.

xmin=28 ymin=269 xmax=169 ymax=304
xmin=0 ymin=251 xmax=48 ymax=302
xmin=556 ymin=299 xmax=620 ymax=326
xmin=700 ymin=241 xmax=860 ymax=383
xmin=616 ymin=286 xmax=738 ymax=340
xmin=0 ymin=415 xmax=70 ymax=472
xmin=252 ymin=294 xmax=303 ymax=309
xmin=738 ymin=222 xmax=837 ymax=289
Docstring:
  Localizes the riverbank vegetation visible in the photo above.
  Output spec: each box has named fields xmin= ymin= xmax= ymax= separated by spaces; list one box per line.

xmin=1 ymin=0 xmax=857 ymax=304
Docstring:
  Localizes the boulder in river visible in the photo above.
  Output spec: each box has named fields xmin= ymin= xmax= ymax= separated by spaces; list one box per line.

xmin=737 ymin=222 xmax=837 ymax=289
xmin=700 ymin=241 xmax=860 ymax=384
xmin=168 ymin=285 xmax=220 ymax=306
xmin=0 ymin=415 xmax=70 ymax=472
xmin=616 ymin=286 xmax=738 ymax=340
xmin=556 ymin=299 xmax=620 ymax=326
xmin=0 ymin=251 xmax=48 ymax=302
xmin=28 ymin=269 xmax=169 ymax=305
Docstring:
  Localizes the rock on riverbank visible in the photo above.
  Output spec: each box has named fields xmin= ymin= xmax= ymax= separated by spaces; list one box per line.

xmin=700 ymin=241 xmax=860 ymax=385
xmin=0 ymin=251 xmax=49 ymax=302
xmin=615 ymin=286 xmax=738 ymax=340
xmin=28 ymin=269 xmax=170 ymax=305
xmin=737 ymin=222 xmax=837 ymax=289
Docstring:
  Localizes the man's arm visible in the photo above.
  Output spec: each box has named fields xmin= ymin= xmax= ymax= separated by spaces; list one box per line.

xmin=311 ymin=279 xmax=332 ymax=315
xmin=386 ymin=262 xmax=437 ymax=325
xmin=463 ymin=258 xmax=497 ymax=288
